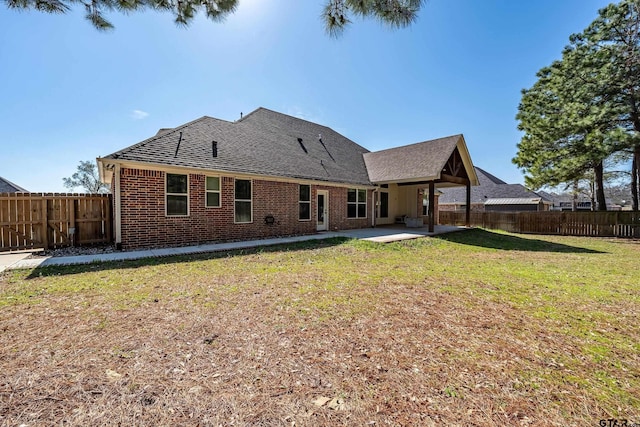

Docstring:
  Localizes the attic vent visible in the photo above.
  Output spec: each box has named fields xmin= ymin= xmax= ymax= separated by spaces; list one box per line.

xmin=297 ymin=138 xmax=308 ymax=153
xmin=212 ymin=141 xmax=218 ymax=158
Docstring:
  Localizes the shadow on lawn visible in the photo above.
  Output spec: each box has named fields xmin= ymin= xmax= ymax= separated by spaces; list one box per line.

xmin=25 ymin=237 xmax=352 ymax=279
xmin=436 ymin=228 xmax=605 ymax=254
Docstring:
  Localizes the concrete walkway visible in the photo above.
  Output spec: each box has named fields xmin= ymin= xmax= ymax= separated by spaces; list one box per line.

xmin=0 ymin=225 xmax=466 ymax=271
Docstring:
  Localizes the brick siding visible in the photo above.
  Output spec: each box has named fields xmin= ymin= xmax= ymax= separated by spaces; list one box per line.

xmin=118 ymin=168 xmax=371 ymax=249
xmin=418 ymin=190 xmax=439 ymax=225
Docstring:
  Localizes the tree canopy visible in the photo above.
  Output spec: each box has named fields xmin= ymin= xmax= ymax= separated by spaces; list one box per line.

xmin=3 ymin=0 xmax=425 ymax=35
xmin=513 ymin=0 xmax=640 ymax=210
xmin=63 ymin=160 xmax=110 ymax=194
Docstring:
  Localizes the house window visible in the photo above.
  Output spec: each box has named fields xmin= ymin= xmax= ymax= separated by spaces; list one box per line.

xmin=347 ymin=189 xmax=367 ymax=219
xmin=205 ymin=176 xmax=221 ymax=207
xmin=166 ymin=173 xmax=188 ymax=216
xmin=299 ymin=184 xmax=311 ymax=220
xmin=235 ymin=179 xmax=252 ymax=223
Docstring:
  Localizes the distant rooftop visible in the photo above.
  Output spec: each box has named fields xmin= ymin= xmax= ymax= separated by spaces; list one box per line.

xmin=0 ymin=176 xmax=28 ymax=193
xmin=439 ymin=167 xmax=548 ymax=204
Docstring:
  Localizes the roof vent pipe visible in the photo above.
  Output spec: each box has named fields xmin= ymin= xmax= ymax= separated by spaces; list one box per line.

xmin=297 ymin=137 xmax=308 ymax=153
xmin=212 ymin=141 xmax=218 ymax=158
xmin=240 ymin=112 xmax=243 ymax=119
xmin=174 ymin=132 xmax=183 ymax=157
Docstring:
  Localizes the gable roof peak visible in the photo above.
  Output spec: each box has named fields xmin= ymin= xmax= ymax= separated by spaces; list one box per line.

xmin=245 ymin=107 xmax=334 ymax=130
xmin=369 ymin=134 xmax=463 ymax=155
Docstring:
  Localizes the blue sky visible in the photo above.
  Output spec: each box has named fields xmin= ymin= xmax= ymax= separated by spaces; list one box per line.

xmin=1 ymin=0 xmax=612 ymax=192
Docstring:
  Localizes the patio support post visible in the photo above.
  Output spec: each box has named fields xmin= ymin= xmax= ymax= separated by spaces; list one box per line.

xmin=428 ymin=181 xmax=435 ymax=232
xmin=466 ymin=180 xmax=471 ymax=227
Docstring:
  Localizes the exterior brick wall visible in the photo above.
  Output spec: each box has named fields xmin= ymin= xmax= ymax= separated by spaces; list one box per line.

xmin=418 ymin=191 xmax=439 ymax=225
xmin=323 ymin=185 xmax=371 ymax=231
xmin=117 ymin=168 xmax=372 ymax=249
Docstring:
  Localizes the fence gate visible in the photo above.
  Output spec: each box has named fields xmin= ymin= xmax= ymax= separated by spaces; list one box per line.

xmin=0 ymin=193 xmax=112 ymax=252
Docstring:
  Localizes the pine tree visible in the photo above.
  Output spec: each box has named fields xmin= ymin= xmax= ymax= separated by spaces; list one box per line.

xmin=514 ymin=0 xmax=640 ymax=211
xmin=3 ymin=0 xmax=425 ymax=35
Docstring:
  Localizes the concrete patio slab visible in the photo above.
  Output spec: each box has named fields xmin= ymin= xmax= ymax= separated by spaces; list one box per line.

xmin=0 ymin=225 xmax=469 ymax=271
xmin=0 ymin=252 xmax=33 ymax=273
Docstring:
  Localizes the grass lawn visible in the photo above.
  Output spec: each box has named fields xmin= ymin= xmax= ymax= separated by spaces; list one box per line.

xmin=1 ymin=229 xmax=639 ymax=426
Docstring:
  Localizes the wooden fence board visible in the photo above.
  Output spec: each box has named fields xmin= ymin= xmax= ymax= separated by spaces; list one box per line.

xmin=439 ymin=210 xmax=640 ymax=238
xmin=0 ymin=193 xmax=113 ymax=252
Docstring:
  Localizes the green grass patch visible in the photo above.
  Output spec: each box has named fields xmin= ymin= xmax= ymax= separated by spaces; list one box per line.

xmin=1 ymin=229 xmax=639 ymax=423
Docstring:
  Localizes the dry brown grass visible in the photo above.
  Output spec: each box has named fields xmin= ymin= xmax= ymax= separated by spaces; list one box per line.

xmin=1 ymin=231 xmax=639 ymax=426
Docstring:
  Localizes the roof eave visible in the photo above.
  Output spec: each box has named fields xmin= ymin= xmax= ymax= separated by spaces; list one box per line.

xmin=94 ymin=158 xmax=375 ymax=188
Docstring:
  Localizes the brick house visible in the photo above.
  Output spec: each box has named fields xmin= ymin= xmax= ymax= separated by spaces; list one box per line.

xmin=98 ymin=108 xmax=478 ymax=249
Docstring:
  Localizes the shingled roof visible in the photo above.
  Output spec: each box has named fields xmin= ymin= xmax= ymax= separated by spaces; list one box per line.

xmin=439 ymin=167 xmax=548 ymax=204
xmin=0 ymin=176 xmax=28 ymax=193
xmin=362 ymin=134 xmax=478 ymax=186
xmin=100 ymin=108 xmax=478 ymax=189
xmin=101 ymin=108 xmax=372 ymax=186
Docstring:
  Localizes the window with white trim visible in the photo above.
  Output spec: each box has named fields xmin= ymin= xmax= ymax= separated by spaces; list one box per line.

xmin=166 ymin=173 xmax=189 ymax=216
xmin=299 ymin=185 xmax=311 ymax=220
xmin=205 ymin=176 xmax=221 ymax=207
xmin=234 ymin=179 xmax=252 ymax=223
xmin=347 ymin=188 xmax=366 ymax=219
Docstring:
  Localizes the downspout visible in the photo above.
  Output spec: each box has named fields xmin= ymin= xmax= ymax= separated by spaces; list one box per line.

xmin=371 ymin=187 xmax=378 ymax=228
xmin=114 ymin=163 xmax=122 ymax=249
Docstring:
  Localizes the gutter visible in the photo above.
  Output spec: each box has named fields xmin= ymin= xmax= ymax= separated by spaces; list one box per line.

xmin=114 ymin=164 xmax=122 ymax=248
xmin=371 ymin=187 xmax=378 ymax=228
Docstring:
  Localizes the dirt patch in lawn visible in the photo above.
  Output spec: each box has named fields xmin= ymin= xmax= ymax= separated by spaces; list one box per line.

xmin=1 ymin=233 xmax=639 ymax=426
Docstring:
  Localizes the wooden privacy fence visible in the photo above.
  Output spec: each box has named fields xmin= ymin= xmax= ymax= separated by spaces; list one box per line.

xmin=0 ymin=193 xmax=112 ymax=252
xmin=439 ymin=210 xmax=640 ymax=238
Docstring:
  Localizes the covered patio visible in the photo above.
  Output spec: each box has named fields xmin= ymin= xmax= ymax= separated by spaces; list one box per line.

xmin=363 ymin=134 xmax=479 ymax=232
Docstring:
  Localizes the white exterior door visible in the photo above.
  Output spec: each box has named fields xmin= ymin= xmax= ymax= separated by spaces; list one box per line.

xmin=316 ymin=190 xmax=328 ymax=231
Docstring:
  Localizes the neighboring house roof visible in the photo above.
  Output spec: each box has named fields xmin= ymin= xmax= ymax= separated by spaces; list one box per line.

xmin=538 ymin=192 xmax=591 ymax=205
xmin=439 ymin=167 xmax=549 ymax=204
xmin=535 ymin=190 xmax=556 ymax=201
xmin=101 ymin=107 xmax=372 ymax=186
xmin=484 ymin=197 xmax=542 ymax=205
xmin=0 ymin=176 xmax=28 ymax=193
xmin=363 ymin=135 xmax=478 ymax=185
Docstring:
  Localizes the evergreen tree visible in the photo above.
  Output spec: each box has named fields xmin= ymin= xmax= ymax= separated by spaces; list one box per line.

xmin=575 ymin=0 xmax=640 ymax=210
xmin=3 ymin=0 xmax=425 ymax=35
xmin=513 ymin=51 xmax=614 ymax=210
xmin=514 ymin=0 xmax=640 ymax=211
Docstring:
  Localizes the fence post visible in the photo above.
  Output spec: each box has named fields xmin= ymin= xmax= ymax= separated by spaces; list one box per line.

xmin=70 ymin=198 xmax=77 ymax=247
xmin=40 ymin=198 xmax=49 ymax=250
xmin=105 ymin=195 xmax=113 ymax=243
